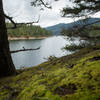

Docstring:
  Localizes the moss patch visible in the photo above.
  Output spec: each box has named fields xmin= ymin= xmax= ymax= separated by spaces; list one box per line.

xmin=0 ymin=46 xmax=100 ymax=100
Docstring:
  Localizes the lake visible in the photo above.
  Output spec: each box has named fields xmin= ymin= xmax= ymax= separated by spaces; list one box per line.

xmin=10 ymin=36 xmax=79 ymax=69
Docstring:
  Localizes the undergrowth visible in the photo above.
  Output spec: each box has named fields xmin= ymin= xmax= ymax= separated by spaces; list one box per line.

xmin=0 ymin=46 xmax=100 ymax=100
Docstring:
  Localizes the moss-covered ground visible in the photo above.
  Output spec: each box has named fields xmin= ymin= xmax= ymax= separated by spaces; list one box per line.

xmin=0 ymin=45 xmax=100 ymax=100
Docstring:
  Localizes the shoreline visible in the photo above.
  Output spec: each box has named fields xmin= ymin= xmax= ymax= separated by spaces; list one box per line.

xmin=8 ymin=36 xmax=48 ymax=40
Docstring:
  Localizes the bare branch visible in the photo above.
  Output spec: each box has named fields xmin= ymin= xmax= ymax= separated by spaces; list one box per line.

xmin=10 ymin=47 xmax=40 ymax=53
xmin=31 ymin=0 xmax=52 ymax=9
xmin=4 ymin=14 xmax=17 ymax=29
xmin=4 ymin=14 xmax=40 ymax=29
xmin=40 ymin=0 xmax=52 ymax=9
xmin=16 ymin=15 xmax=40 ymax=25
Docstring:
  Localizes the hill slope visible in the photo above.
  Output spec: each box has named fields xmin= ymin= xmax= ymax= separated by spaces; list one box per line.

xmin=46 ymin=18 xmax=100 ymax=35
xmin=0 ymin=45 xmax=100 ymax=100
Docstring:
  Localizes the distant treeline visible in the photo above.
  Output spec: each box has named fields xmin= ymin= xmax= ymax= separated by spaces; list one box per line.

xmin=6 ymin=23 xmax=52 ymax=37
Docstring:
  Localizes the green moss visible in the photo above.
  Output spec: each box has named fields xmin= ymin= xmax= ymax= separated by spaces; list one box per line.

xmin=0 ymin=46 xmax=100 ymax=100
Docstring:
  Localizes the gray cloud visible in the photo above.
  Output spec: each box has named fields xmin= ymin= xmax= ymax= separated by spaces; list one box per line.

xmin=3 ymin=0 xmax=100 ymax=27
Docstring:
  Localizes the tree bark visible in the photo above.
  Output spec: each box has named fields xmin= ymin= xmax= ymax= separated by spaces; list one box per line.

xmin=0 ymin=0 xmax=16 ymax=77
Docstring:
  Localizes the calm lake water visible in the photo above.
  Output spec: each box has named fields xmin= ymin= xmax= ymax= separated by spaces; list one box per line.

xmin=10 ymin=36 xmax=79 ymax=69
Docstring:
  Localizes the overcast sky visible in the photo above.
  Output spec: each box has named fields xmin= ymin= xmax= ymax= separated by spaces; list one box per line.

xmin=3 ymin=0 xmax=100 ymax=27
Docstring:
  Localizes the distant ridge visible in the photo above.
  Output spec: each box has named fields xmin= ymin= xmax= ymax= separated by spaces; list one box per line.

xmin=46 ymin=18 xmax=100 ymax=35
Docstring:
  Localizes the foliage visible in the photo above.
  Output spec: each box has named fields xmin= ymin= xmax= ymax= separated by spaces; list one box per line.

xmin=61 ymin=0 xmax=100 ymax=48
xmin=47 ymin=55 xmax=57 ymax=62
xmin=6 ymin=23 xmax=52 ymax=37
xmin=62 ymin=24 xmax=100 ymax=51
xmin=62 ymin=0 xmax=100 ymax=18
xmin=62 ymin=24 xmax=100 ymax=38
xmin=63 ymin=43 xmax=86 ymax=51
xmin=1 ymin=45 xmax=100 ymax=100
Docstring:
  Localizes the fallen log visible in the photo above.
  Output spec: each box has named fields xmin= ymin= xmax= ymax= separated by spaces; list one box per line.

xmin=10 ymin=47 xmax=40 ymax=53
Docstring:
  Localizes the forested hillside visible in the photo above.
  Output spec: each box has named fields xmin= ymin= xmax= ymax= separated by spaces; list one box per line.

xmin=46 ymin=18 xmax=100 ymax=35
xmin=6 ymin=23 xmax=52 ymax=37
xmin=62 ymin=24 xmax=100 ymax=38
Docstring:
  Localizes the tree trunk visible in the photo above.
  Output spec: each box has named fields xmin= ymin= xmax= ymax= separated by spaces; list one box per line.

xmin=0 ymin=0 xmax=16 ymax=77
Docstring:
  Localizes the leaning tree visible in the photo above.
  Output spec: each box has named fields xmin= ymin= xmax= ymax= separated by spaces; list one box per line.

xmin=0 ymin=0 xmax=57 ymax=77
xmin=0 ymin=0 xmax=16 ymax=77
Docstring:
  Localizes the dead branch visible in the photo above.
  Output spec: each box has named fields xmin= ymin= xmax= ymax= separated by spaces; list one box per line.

xmin=4 ymin=14 xmax=17 ymax=29
xmin=5 ymin=0 xmax=53 ymax=29
xmin=10 ymin=47 xmax=40 ymax=53
xmin=31 ymin=0 xmax=52 ymax=9
xmin=40 ymin=0 xmax=52 ymax=9
xmin=4 ymin=14 xmax=40 ymax=29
